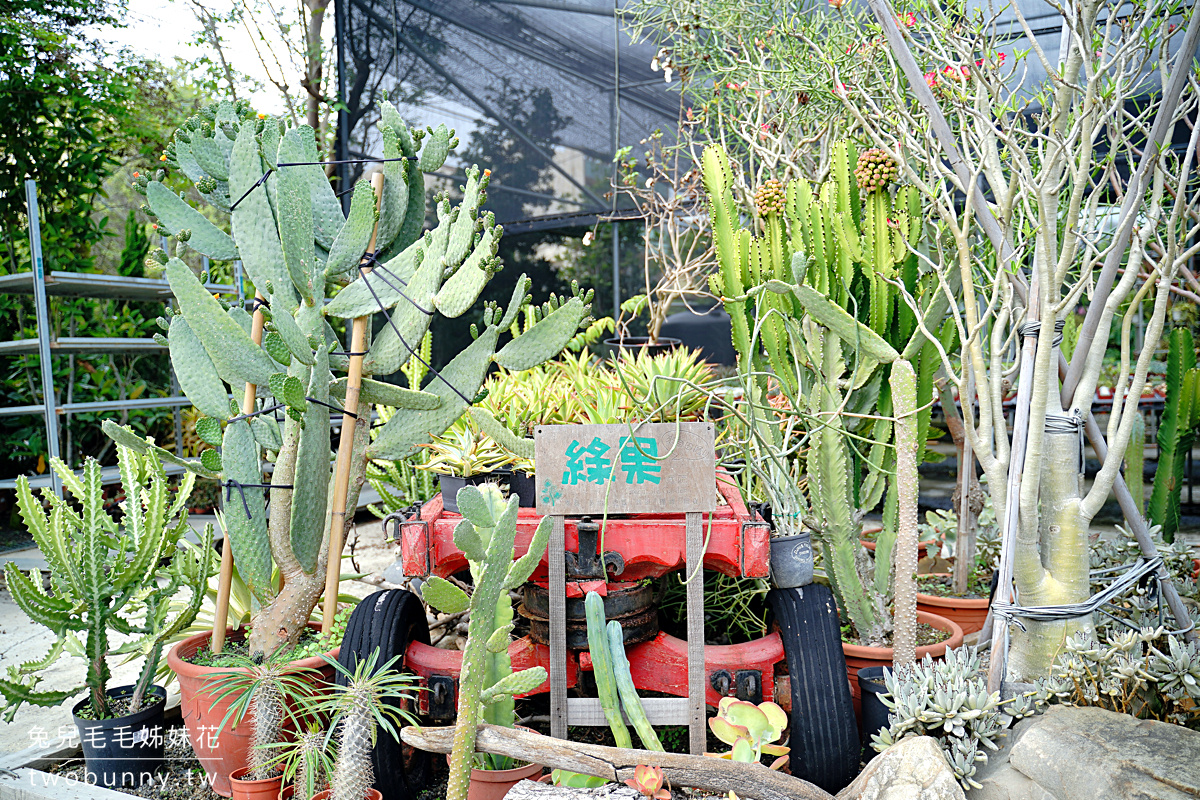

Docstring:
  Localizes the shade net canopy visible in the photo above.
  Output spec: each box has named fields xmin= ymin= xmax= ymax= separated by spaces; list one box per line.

xmin=334 ymin=0 xmax=679 ymax=231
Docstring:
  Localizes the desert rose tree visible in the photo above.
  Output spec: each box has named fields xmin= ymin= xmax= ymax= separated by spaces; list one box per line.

xmin=806 ymin=0 xmax=1200 ymax=680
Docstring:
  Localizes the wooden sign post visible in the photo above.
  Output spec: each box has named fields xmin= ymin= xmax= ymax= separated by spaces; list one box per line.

xmin=535 ymin=422 xmax=716 ymax=755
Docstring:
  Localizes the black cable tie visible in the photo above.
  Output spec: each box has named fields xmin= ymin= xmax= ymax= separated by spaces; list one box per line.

xmin=306 ymin=396 xmax=358 ymax=419
xmin=247 ymin=297 xmax=270 ymax=313
xmin=331 ymin=350 xmax=369 ymax=356
xmin=228 ymin=403 xmax=285 ymax=424
xmin=229 ymin=169 xmax=274 ymax=212
xmin=358 ymin=261 xmax=430 ymax=315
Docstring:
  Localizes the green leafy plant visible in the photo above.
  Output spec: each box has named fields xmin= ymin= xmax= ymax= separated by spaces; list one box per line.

xmin=259 ymin=723 xmax=336 ymax=800
xmin=1 ymin=447 xmax=214 ymax=720
xmin=315 ymin=650 xmax=421 ymax=800
xmin=418 ymin=484 xmax=551 ymax=800
xmin=416 ymin=415 xmax=517 ymax=477
xmin=112 ymin=98 xmax=590 ymax=658
xmin=203 ymin=654 xmax=322 ymax=780
xmin=552 ymin=770 xmax=609 ymax=788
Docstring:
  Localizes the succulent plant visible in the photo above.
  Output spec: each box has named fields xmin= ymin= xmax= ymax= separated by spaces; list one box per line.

xmin=317 ymin=651 xmax=421 ymax=800
xmin=708 ymin=698 xmax=789 ymax=800
xmin=110 ymin=99 xmax=590 ymax=658
xmin=0 ymin=448 xmax=214 ymax=720
xmin=871 ymin=648 xmax=1042 ymax=790
xmin=625 ymin=765 xmax=670 ymax=800
xmin=418 ymin=484 xmax=551 ymax=800
xmin=1148 ymin=327 xmax=1200 ymax=542
xmin=703 ymin=141 xmax=945 ymax=647
xmin=854 ymin=147 xmax=899 ymax=192
xmin=204 ymin=654 xmax=322 ymax=780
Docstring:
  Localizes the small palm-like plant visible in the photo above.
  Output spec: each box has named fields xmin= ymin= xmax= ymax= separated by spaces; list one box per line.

xmin=259 ymin=723 xmax=337 ymax=800
xmin=204 ymin=654 xmax=322 ymax=780
xmin=316 ymin=650 xmax=421 ymax=800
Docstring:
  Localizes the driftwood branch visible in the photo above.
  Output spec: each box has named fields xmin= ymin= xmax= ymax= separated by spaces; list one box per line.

xmin=400 ymin=724 xmax=835 ymax=800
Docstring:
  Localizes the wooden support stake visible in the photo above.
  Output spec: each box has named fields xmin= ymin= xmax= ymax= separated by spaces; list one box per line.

xmin=213 ymin=291 xmax=267 ymax=654
xmin=323 ymin=171 xmax=386 ymax=633
xmin=684 ymin=511 xmax=705 ymax=755
xmin=549 ymin=514 xmax=568 ymax=740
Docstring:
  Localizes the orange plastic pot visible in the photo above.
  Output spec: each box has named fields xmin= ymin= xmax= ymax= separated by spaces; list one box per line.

xmin=167 ymin=624 xmax=338 ymax=797
xmin=463 ymin=761 xmax=544 ymax=800
xmin=841 ymin=611 xmax=963 ymax=721
xmin=229 ymin=767 xmax=285 ymax=800
xmin=312 ymin=790 xmax=382 ymax=800
xmin=916 ymin=574 xmax=990 ymax=634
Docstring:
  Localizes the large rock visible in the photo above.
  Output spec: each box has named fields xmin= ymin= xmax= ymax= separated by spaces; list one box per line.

xmin=970 ymin=705 xmax=1200 ymax=800
xmin=837 ymin=736 xmax=966 ymax=800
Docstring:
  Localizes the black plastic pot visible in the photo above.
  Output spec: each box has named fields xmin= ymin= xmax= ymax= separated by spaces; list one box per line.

xmin=440 ymin=470 xmax=535 ymax=513
xmin=769 ymin=532 xmax=813 ymax=588
xmin=603 ymin=336 xmax=681 ymax=358
xmin=658 ymin=306 xmax=735 ymax=365
xmin=72 ymin=685 xmax=167 ymax=788
xmin=857 ymin=666 xmax=891 ymax=762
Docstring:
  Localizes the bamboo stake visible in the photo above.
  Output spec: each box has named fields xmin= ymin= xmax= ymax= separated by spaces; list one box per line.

xmin=322 ymin=171 xmax=385 ymax=633
xmin=213 ymin=290 xmax=268 ymax=654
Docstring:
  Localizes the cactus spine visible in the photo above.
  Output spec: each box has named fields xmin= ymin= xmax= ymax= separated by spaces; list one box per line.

xmin=702 ymin=142 xmax=941 ymax=646
xmin=420 ymin=485 xmax=551 ymax=800
xmin=1149 ymin=328 xmax=1200 ymax=542
xmin=2 ymin=448 xmax=213 ymax=720
xmin=121 ymin=100 xmax=590 ymax=658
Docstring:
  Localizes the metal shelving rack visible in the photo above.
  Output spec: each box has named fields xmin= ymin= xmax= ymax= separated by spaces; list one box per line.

xmin=1 ymin=180 xmax=240 ymax=495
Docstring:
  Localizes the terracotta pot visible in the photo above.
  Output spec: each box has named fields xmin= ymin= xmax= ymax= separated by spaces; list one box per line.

xmin=312 ymin=790 xmax=381 ymax=800
xmin=167 ymin=624 xmax=338 ymax=797
xmin=841 ymin=610 xmax=963 ymax=721
xmin=916 ymin=574 xmax=990 ymax=634
xmin=229 ymin=768 xmax=284 ymax=800
xmin=465 ymin=761 xmax=545 ymax=800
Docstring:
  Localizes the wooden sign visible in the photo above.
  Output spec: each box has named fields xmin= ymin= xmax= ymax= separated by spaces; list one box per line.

xmin=534 ymin=422 xmax=716 ymax=515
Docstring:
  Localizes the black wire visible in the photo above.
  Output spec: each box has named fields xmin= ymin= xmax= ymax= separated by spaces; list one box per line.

xmin=228 ymin=403 xmax=284 ymax=424
xmin=306 ymin=396 xmax=357 ymax=419
xmin=223 ymin=479 xmax=292 ymax=519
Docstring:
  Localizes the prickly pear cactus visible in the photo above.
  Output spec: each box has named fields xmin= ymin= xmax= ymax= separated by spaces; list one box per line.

xmin=116 ymin=100 xmax=590 ymax=658
xmin=420 ymin=485 xmax=551 ymax=800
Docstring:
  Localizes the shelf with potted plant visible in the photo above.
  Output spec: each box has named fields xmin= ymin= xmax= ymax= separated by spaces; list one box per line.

xmin=912 ymin=502 xmax=1003 ymax=636
xmin=104 ymin=96 xmax=592 ymax=795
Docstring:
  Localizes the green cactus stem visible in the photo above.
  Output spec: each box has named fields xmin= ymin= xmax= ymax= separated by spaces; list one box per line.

xmin=1149 ymin=328 xmax=1200 ymax=542
xmin=584 ymin=592 xmax=632 ymax=749
xmin=420 ymin=485 xmax=551 ymax=800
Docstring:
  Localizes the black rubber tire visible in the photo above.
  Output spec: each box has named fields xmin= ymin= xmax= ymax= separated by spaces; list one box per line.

xmin=767 ymin=584 xmax=860 ymax=794
xmin=339 ymin=589 xmax=432 ymax=800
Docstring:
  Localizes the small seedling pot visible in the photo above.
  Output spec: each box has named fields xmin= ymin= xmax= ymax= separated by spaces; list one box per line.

xmin=769 ymin=532 xmax=814 ymax=588
xmin=71 ymin=684 xmax=167 ymax=789
xmin=229 ymin=767 xmax=284 ymax=800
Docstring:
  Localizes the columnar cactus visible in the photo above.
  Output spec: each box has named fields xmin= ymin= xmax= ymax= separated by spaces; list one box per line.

xmin=1149 ymin=327 xmax=1200 ymax=542
xmin=111 ymin=100 xmax=590 ymax=658
xmin=890 ymin=359 xmax=919 ymax=671
xmin=419 ymin=485 xmax=551 ymax=800
xmin=703 ymin=142 xmax=944 ymax=646
xmin=1 ymin=448 xmax=213 ymax=719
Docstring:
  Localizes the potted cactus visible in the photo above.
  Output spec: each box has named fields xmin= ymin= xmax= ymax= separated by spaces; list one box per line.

xmin=418 ymin=484 xmax=552 ymax=800
xmin=112 ymin=98 xmax=590 ymax=792
xmin=0 ymin=448 xmax=214 ymax=788
xmin=702 ymin=143 xmax=963 ymax=705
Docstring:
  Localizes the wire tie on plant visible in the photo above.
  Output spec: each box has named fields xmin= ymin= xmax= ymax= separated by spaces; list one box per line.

xmin=330 ymin=350 xmax=369 ymax=356
xmin=305 ymin=397 xmax=357 ymax=419
xmin=993 ymin=557 xmax=1164 ymax=631
xmin=246 ymin=297 xmax=270 ymax=313
xmin=222 ymin=479 xmax=292 ymax=519
xmin=1044 ymin=409 xmax=1085 ymax=472
xmin=228 ymin=403 xmax=285 ymax=424
xmin=1017 ymin=319 xmax=1066 ymax=346
xmin=228 ymin=156 xmax=420 ymax=211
